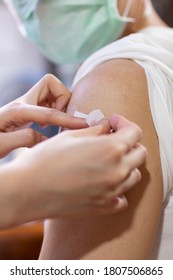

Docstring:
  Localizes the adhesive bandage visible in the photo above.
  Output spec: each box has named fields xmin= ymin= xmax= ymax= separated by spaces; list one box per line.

xmin=74 ymin=109 xmax=105 ymax=126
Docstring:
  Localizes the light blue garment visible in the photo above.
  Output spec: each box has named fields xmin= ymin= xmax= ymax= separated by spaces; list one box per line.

xmin=5 ymin=0 xmax=134 ymax=64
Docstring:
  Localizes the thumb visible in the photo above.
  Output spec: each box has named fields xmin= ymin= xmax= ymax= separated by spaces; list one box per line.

xmin=69 ymin=119 xmax=111 ymax=138
xmin=0 ymin=129 xmax=47 ymax=158
xmin=109 ymin=114 xmax=141 ymax=132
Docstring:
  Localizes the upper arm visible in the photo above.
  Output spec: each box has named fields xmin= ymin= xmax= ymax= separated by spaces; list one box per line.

xmin=40 ymin=59 xmax=163 ymax=259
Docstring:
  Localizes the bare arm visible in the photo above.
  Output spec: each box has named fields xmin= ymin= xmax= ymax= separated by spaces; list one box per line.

xmin=39 ymin=59 xmax=163 ymax=260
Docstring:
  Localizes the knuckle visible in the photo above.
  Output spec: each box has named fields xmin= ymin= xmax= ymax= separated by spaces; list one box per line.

xmin=5 ymin=101 xmax=25 ymax=120
xmin=140 ymin=145 xmax=147 ymax=158
xmin=125 ymin=124 xmax=142 ymax=143
xmin=132 ymin=124 xmax=142 ymax=141
xmin=25 ymin=128 xmax=35 ymax=147
xmin=104 ymin=167 xmax=128 ymax=187
xmin=98 ymin=169 xmax=115 ymax=187
xmin=116 ymin=166 xmax=130 ymax=183
xmin=45 ymin=108 xmax=57 ymax=123
xmin=133 ymin=123 xmax=142 ymax=135
xmin=105 ymin=139 xmax=126 ymax=159
xmin=7 ymin=101 xmax=23 ymax=112
xmin=114 ymin=142 xmax=126 ymax=158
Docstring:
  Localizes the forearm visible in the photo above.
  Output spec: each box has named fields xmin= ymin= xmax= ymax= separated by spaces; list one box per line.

xmin=0 ymin=161 xmax=50 ymax=230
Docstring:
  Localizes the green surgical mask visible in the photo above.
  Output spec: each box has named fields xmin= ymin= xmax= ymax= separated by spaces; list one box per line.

xmin=5 ymin=0 xmax=135 ymax=64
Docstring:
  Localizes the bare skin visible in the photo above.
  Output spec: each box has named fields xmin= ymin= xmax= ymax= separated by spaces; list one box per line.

xmin=0 ymin=75 xmax=147 ymax=229
xmin=39 ymin=0 xmax=165 ymax=260
xmin=0 ymin=114 xmax=146 ymax=230
xmin=0 ymin=74 xmax=87 ymax=158
xmin=118 ymin=0 xmax=167 ymax=35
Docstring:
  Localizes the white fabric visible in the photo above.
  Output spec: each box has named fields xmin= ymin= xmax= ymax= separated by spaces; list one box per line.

xmin=152 ymin=193 xmax=173 ymax=259
xmin=72 ymin=27 xmax=173 ymax=259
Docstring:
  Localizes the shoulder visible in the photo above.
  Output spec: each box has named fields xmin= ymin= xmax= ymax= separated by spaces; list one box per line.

xmin=57 ymin=57 xmax=163 ymax=259
xmin=72 ymin=59 xmax=148 ymax=123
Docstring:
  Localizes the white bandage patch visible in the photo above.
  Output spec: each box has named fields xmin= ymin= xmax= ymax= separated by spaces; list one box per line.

xmin=74 ymin=109 xmax=105 ymax=126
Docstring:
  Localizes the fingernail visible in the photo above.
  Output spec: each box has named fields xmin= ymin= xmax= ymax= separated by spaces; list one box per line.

xmin=134 ymin=168 xmax=142 ymax=181
xmin=114 ymin=196 xmax=123 ymax=205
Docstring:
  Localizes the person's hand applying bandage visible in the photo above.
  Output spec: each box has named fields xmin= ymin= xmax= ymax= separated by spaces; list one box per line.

xmin=107 ymin=114 xmax=147 ymax=210
xmin=0 ymin=74 xmax=87 ymax=158
xmin=69 ymin=110 xmax=147 ymax=215
xmin=0 ymin=105 xmax=146 ymax=228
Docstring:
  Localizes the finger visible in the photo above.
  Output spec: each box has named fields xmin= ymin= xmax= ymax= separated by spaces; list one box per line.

xmin=22 ymin=74 xmax=71 ymax=110
xmin=110 ymin=114 xmax=142 ymax=145
xmin=123 ymin=144 xmax=147 ymax=172
xmin=113 ymin=195 xmax=128 ymax=213
xmin=109 ymin=114 xmax=141 ymax=132
xmin=55 ymin=94 xmax=70 ymax=111
xmin=95 ymin=195 xmax=128 ymax=215
xmin=114 ymin=169 xmax=141 ymax=196
xmin=110 ymin=125 xmax=143 ymax=154
xmin=0 ymin=129 xmax=47 ymax=158
xmin=98 ymin=144 xmax=146 ymax=189
xmin=14 ymin=104 xmax=88 ymax=129
xmin=67 ymin=119 xmax=111 ymax=138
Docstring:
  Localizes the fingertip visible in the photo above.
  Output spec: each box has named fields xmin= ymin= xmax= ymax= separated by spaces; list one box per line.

xmin=109 ymin=114 xmax=121 ymax=122
xmin=109 ymin=114 xmax=122 ymax=127
xmin=134 ymin=168 xmax=142 ymax=182
xmin=97 ymin=118 xmax=110 ymax=131
xmin=114 ymin=195 xmax=128 ymax=211
xmin=110 ymin=114 xmax=140 ymax=134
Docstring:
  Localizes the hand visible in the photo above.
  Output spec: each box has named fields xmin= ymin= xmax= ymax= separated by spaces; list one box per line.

xmin=108 ymin=114 xmax=146 ymax=200
xmin=0 ymin=74 xmax=87 ymax=158
xmin=11 ymin=116 xmax=146 ymax=222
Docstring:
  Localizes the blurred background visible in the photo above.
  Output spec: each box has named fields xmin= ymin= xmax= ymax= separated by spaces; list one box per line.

xmin=0 ymin=0 xmax=173 ymax=260
xmin=152 ymin=0 xmax=173 ymax=27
